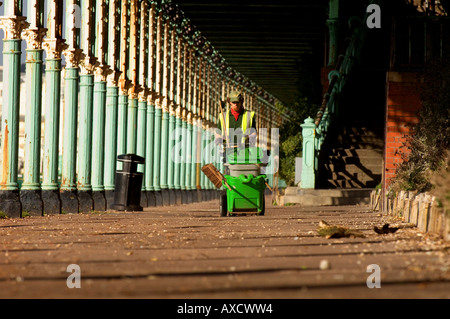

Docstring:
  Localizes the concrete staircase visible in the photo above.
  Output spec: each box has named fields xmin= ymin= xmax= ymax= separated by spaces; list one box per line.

xmin=280 ymin=187 xmax=372 ymax=206
xmin=318 ymin=126 xmax=384 ymax=189
xmin=279 ymin=126 xmax=383 ymax=206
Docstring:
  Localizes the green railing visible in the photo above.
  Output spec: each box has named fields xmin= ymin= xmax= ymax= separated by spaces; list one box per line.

xmin=300 ymin=6 xmax=373 ymax=189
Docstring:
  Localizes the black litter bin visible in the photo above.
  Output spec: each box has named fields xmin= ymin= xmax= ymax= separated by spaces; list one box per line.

xmin=112 ymin=154 xmax=145 ymax=211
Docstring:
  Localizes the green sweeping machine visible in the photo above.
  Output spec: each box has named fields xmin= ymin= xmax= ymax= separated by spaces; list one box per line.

xmin=220 ymin=146 xmax=269 ymax=217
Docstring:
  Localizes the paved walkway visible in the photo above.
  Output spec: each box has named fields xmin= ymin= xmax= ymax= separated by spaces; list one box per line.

xmin=0 ymin=196 xmax=449 ymax=299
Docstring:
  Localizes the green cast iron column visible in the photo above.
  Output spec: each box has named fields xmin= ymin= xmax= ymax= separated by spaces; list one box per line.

xmin=104 ymin=0 xmax=121 ymax=209
xmin=21 ymin=29 xmax=46 ymax=217
xmin=117 ymin=91 xmax=128 ymax=167
xmin=200 ymin=124 xmax=206 ymax=192
xmin=0 ymin=17 xmax=28 ymax=218
xmin=167 ymin=106 xmax=176 ymax=205
xmin=60 ymin=66 xmax=79 ymax=214
xmin=60 ymin=0 xmax=83 ymax=214
xmin=173 ymin=107 xmax=182 ymax=204
xmin=77 ymin=71 xmax=95 ymax=213
xmin=153 ymin=103 xmax=162 ymax=193
xmin=41 ymin=53 xmax=64 ymax=215
xmin=127 ymin=95 xmax=138 ymax=154
xmin=190 ymin=117 xmax=198 ymax=200
xmin=77 ymin=0 xmax=96 ymax=213
xmin=145 ymin=97 xmax=155 ymax=206
xmin=179 ymin=111 xmax=188 ymax=203
xmin=160 ymin=102 xmax=170 ymax=205
xmin=104 ymin=82 xmax=119 ymax=209
xmin=185 ymin=113 xmax=193 ymax=203
xmin=91 ymin=77 xmax=107 ymax=211
xmin=137 ymin=94 xmax=148 ymax=207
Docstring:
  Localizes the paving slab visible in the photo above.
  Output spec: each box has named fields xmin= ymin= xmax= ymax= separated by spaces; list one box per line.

xmin=0 ymin=196 xmax=449 ymax=299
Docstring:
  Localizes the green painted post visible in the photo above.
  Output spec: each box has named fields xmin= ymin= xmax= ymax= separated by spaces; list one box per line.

xmin=145 ymin=98 xmax=156 ymax=206
xmin=105 ymin=0 xmax=121 ymax=209
xmin=167 ymin=107 xmax=176 ymax=205
xmin=200 ymin=125 xmax=206 ymax=192
xmin=160 ymin=103 xmax=170 ymax=205
xmin=300 ymin=117 xmax=316 ymax=189
xmin=137 ymin=95 xmax=148 ymax=207
xmin=41 ymin=56 xmax=63 ymax=215
xmin=104 ymin=83 xmax=119 ymax=209
xmin=60 ymin=66 xmax=79 ymax=214
xmin=190 ymin=118 xmax=198 ymax=199
xmin=60 ymin=0 xmax=83 ymax=214
xmin=91 ymin=78 xmax=107 ymax=211
xmin=185 ymin=114 xmax=193 ymax=203
xmin=206 ymin=127 xmax=212 ymax=191
xmin=137 ymin=99 xmax=147 ymax=168
xmin=117 ymin=92 xmax=128 ymax=167
xmin=21 ymin=33 xmax=45 ymax=217
xmin=179 ymin=110 xmax=187 ymax=197
xmin=0 ymin=23 xmax=26 ymax=217
xmin=21 ymin=3 xmax=46 ymax=216
xmin=127 ymin=96 xmax=138 ymax=154
xmin=174 ymin=107 xmax=182 ymax=204
xmin=77 ymin=72 xmax=95 ymax=213
xmin=153 ymin=104 xmax=162 ymax=192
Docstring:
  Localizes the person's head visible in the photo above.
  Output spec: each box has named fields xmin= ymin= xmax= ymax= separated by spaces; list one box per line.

xmin=228 ymin=90 xmax=244 ymax=112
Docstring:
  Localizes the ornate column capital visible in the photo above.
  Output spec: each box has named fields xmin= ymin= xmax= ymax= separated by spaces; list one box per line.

xmin=22 ymin=27 xmax=47 ymax=50
xmin=169 ymin=103 xmax=177 ymax=117
xmin=175 ymin=106 xmax=182 ymax=119
xmin=187 ymin=111 xmax=193 ymax=125
xmin=162 ymin=97 xmax=170 ymax=112
xmin=106 ymin=70 xmax=122 ymax=87
xmin=80 ymin=55 xmax=99 ymax=75
xmin=0 ymin=15 xmax=29 ymax=40
xmin=43 ymin=38 xmax=69 ymax=60
xmin=62 ymin=48 xmax=84 ymax=68
xmin=128 ymin=85 xmax=142 ymax=100
xmin=94 ymin=64 xmax=112 ymax=82
xmin=119 ymin=78 xmax=132 ymax=95
xmin=155 ymin=96 xmax=164 ymax=110
xmin=138 ymin=87 xmax=149 ymax=102
xmin=147 ymin=91 xmax=159 ymax=105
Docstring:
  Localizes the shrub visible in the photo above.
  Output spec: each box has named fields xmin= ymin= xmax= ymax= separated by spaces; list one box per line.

xmin=390 ymin=57 xmax=450 ymax=199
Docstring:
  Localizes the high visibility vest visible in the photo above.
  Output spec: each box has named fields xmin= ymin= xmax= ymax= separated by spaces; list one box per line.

xmin=219 ymin=109 xmax=255 ymax=142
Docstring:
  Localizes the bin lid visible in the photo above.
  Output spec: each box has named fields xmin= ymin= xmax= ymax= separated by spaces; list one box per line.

xmin=117 ymin=154 xmax=145 ymax=164
xmin=226 ymin=147 xmax=268 ymax=165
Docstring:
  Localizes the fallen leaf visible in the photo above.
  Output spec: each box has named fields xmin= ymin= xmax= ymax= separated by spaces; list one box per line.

xmin=317 ymin=220 xmax=365 ymax=239
xmin=374 ymin=223 xmax=399 ymax=234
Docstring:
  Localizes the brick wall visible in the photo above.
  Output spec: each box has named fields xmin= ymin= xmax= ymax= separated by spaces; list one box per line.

xmin=384 ymin=71 xmax=423 ymax=188
xmin=321 ymin=66 xmax=335 ymax=95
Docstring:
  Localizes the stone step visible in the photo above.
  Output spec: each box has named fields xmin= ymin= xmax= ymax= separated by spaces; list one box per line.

xmin=324 ymin=179 xmax=380 ymax=189
xmin=325 ymin=155 xmax=382 ymax=166
xmin=282 ymin=187 xmax=372 ymax=206
xmin=323 ymin=171 xmax=382 ymax=182
xmin=331 ymin=148 xmax=383 ymax=157
xmin=337 ymin=134 xmax=384 ymax=146
xmin=322 ymin=163 xmax=382 ymax=174
xmin=340 ymin=126 xmax=384 ymax=137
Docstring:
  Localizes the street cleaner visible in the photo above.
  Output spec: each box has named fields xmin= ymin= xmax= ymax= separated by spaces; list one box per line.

xmin=214 ymin=90 xmax=257 ymax=152
xmin=203 ymin=90 xmax=268 ymax=217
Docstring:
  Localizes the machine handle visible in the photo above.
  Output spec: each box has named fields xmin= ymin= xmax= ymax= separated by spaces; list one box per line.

xmin=239 ymin=174 xmax=254 ymax=184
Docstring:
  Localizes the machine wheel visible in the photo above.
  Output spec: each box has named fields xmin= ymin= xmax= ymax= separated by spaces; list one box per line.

xmin=220 ymin=192 xmax=228 ymax=217
xmin=258 ymin=197 xmax=265 ymax=216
